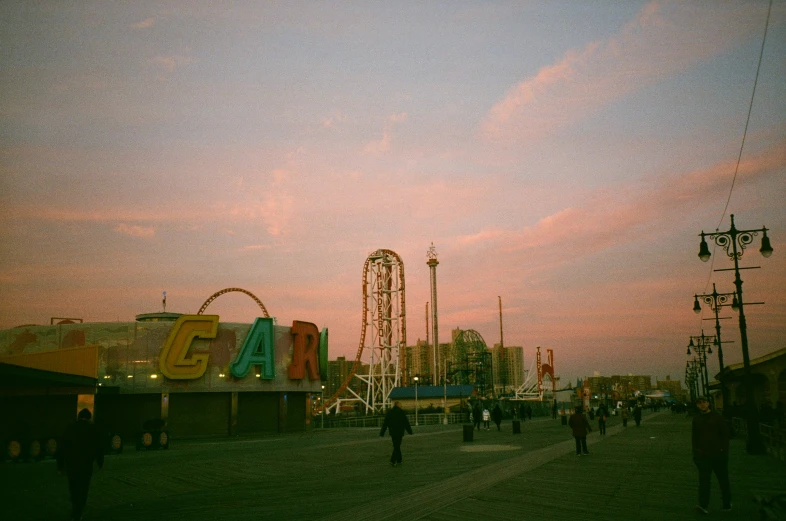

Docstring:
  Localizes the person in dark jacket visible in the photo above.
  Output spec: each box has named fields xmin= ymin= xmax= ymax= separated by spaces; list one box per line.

xmin=633 ymin=404 xmax=643 ymax=427
xmin=568 ymin=405 xmax=592 ymax=455
xmin=379 ymin=401 xmax=413 ymax=467
xmin=692 ymin=396 xmax=731 ymax=514
xmin=491 ymin=404 xmax=503 ymax=431
xmin=597 ymin=404 xmax=608 ymax=435
xmin=57 ymin=408 xmax=104 ymax=521
xmin=472 ymin=403 xmax=482 ymax=431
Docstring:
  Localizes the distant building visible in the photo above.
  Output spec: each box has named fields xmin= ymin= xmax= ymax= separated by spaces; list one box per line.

xmin=584 ymin=375 xmax=614 ymax=404
xmin=609 ymin=374 xmax=653 ymax=396
xmin=404 ymin=339 xmax=432 ymax=384
xmin=326 ymin=356 xmax=368 ymax=398
xmin=491 ymin=343 xmax=524 ymax=394
xmin=655 ymin=375 xmax=684 ymax=402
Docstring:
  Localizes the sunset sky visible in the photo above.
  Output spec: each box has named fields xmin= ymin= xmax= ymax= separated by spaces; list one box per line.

xmin=2 ymin=1 xmax=784 ymax=387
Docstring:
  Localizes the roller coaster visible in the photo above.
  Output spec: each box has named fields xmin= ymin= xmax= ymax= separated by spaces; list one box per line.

xmin=325 ymin=249 xmax=406 ymax=414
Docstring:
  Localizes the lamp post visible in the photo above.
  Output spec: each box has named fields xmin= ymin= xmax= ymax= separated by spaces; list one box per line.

xmin=414 ymin=376 xmax=419 ymax=426
xmin=686 ymin=359 xmax=701 ymax=401
xmin=321 ymin=385 xmax=325 ymax=429
xmin=684 ymin=362 xmax=694 ymax=403
xmin=698 ymin=214 xmax=773 ymax=454
xmin=687 ymin=332 xmax=715 ymax=400
xmin=693 ymin=284 xmax=736 ymax=423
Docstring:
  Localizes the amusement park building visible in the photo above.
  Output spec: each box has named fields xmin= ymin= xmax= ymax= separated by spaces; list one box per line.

xmin=0 ymin=311 xmax=326 ymax=445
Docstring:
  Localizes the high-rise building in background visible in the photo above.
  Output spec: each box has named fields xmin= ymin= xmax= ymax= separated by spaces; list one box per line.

xmin=491 ymin=343 xmax=524 ymax=394
xmin=404 ymin=339 xmax=431 ymax=384
xmin=326 ymin=356 xmax=368 ymax=397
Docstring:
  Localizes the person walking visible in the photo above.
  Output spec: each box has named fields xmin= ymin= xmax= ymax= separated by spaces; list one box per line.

xmin=692 ymin=396 xmax=732 ymax=514
xmin=379 ymin=401 xmax=413 ymax=467
xmin=568 ymin=405 xmax=592 ymax=455
xmin=552 ymin=401 xmax=558 ymax=420
xmin=633 ymin=404 xmax=643 ymax=427
xmin=57 ymin=408 xmax=104 ymax=521
xmin=482 ymin=407 xmax=491 ymax=430
xmin=621 ymin=406 xmax=629 ymax=427
xmin=472 ymin=403 xmax=482 ymax=431
xmin=597 ymin=404 xmax=608 ymax=436
xmin=491 ymin=404 xmax=503 ymax=431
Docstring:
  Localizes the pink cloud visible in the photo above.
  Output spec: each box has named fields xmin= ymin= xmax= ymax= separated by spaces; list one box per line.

xmin=481 ymin=2 xmax=769 ymax=140
xmin=364 ymin=130 xmax=391 ymax=154
xmin=364 ymin=112 xmax=408 ymax=154
xmin=454 ymin=140 xmax=785 ymax=263
xmin=114 ymin=223 xmax=156 ymax=237
xmin=130 ymin=18 xmax=155 ymax=30
xmin=149 ymin=54 xmax=195 ymax=71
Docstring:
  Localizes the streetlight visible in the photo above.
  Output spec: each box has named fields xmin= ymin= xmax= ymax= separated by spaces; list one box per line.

xmin=684 ymin=362 xmax=695 ymax=402
xmin=693 ymin=283 xmax=737 ymax=424
xmin=321 ymin=385 xmax=325 ymax=429
xmin=414 ymin=376 xmax=419 ymax=426
xmin=686 ymin=359 xmax=701 ymax=401
xmin=686 ymin=332 xmax=715 ymax=400
xmin=698 ymin=214 xmax=773 ymax=454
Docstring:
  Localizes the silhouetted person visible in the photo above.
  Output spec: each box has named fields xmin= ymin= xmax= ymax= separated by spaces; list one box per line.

xmin=379 ymin=401 xmax=412 ymax=467
xmin=552 ymin=401 xmax=558 ymax=419
xmin=597 ymin=404 xmax=608 ymax=435
xmin=633 ymin=405 xmax=642 ymax=427
xmin=692 ymin=396 xmax=731 ymax=514
xmin=473 ymin=404 xmax=482 ymax=431
xmin=491 ymin=404 xmax=503 ymax=431
xmin=568 ymin=405 xmax=591 ymax=456
xmin=57 ymin=408 xmax=104 ymax=521
xmin=621 ymin=406 xmax=629 ymax=427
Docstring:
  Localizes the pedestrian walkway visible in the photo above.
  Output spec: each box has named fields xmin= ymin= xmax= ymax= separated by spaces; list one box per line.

xmin=1 ymin=410 xmax=783 ymax=520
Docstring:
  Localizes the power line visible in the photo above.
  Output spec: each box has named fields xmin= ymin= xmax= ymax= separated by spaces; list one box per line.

xmin=716 ymin=0 xmax=774 ymax=229
xmin=701 ymin=0 xmax=773 ymax=300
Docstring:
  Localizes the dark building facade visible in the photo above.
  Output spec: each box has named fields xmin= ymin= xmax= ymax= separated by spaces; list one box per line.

xmin=0 ymin=313 xmax=327 ymax=447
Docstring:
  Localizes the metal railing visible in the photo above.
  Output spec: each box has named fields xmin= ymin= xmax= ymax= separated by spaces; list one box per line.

xmin=732 ymin=417 xmax=785 ymax=462
xmin=321 ymin=412 xmax=467 ymax=429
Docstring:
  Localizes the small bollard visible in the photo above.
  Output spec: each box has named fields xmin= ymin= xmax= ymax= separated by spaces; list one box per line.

xmin=463 ymin=424 xmax=474 ymax=442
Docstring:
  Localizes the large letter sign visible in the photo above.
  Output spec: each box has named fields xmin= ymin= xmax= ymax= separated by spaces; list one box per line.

xmin=159 ymin=315 xmax=219 ymax=379
xmin=230 ymin=317 xmax=275 ymax=379
xmin=288 ymin=321 xmax=320 ymax=381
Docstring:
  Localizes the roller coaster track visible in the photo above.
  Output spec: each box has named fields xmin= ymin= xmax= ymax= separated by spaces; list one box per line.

xmin=197 ymin=287 xmax=270 ymax=317
xmin=325 ymin=249 xmax=406 ymax=414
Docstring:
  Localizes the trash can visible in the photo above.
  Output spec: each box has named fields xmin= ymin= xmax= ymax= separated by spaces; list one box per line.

xmin=512 ymin=420 xmax=521 ymax=434
xmin=463 ymin=424 xmax=474 ymax=442
xmin=561 ymin=415 xmax=568 ymax=426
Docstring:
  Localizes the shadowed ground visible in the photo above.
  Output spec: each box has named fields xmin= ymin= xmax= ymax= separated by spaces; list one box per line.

xmin=2 ymin=410 xmax=784 ymax=520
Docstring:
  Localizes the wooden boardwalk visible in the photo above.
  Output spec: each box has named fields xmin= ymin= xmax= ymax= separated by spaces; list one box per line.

xmin=2 ymin=410 xmax=784 ymax=520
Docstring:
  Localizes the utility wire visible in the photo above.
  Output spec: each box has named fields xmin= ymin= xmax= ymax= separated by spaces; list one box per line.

xmin=716 ymin=0 xmax=773 ymax=229
xmin=702 ymin=0 xmax=773 ymax=298
xmin=697 ymin=0 xmax=773 ymax=332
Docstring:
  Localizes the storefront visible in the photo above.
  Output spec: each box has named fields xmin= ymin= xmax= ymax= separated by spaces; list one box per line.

xmin=0 ymin=313 xmax=327 ymax=451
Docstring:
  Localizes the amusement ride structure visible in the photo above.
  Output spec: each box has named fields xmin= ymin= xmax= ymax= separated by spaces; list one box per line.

xmin=325 ymin=249 xmax=406 ymax=414
xmin=194 ymin=282 xmax=557 ymax=409
xmin=514 ymin=346 xmax=556 ymax=401
xmin=197 ymin=287 xmax=270 ymax=317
